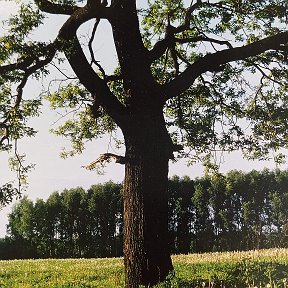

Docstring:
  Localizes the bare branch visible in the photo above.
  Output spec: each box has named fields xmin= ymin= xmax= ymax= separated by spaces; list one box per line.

xmin=149 ymin=33 xmax=233 ymax=65
xmin=175 ymin=36 xmax=233 ymax=49
xmin=252 ymin=63 xmax=283 ymax=86
xmin=89 ymin=18 xmax=101 ymax=65
xmin=50 ymin=62 xmax=78 ymax=80
xmin=82 ymin=153 xmax=126 ymax=170
xmin=88 ymin=18 xmax=106 ymax=78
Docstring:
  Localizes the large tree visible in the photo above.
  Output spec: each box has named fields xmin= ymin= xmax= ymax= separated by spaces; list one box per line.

xmin=1 ymin=0 xmax=288 ymax=286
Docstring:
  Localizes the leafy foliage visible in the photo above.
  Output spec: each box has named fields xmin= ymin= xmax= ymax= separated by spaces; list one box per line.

xmin=0 ymin=2 xmax=53 ymax=202
xmin=46 ymin=81 xmax=117 ymax=157
xmin=142 ymin=0 xmax=288 ymax=162
xmin=0 ymin=183 xmax=19 ymax=209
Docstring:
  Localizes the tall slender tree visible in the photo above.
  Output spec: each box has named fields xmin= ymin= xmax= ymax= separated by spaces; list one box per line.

xmin=46 ymin=192 xmax=63 ymax=257
xmin=1 ymin=0 xmax=288 ymax=286
xmin=87 ymin=182 xmax=123 ymax=257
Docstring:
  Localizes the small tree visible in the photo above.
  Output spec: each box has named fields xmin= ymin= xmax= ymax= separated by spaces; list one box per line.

xmin=1 ymin=0 xmax=288 ymax=286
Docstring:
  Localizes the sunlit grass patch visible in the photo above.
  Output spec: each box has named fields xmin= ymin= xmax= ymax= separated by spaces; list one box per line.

xmin=0 ymin=258 xmax=124 ymax=287
xmin=171 ymin=248 xmax=288 ymax=287
xmin=1 ymin=249 xmax=288 ymax=287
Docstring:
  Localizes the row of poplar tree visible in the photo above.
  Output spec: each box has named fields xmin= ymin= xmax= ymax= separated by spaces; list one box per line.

xmin=1 ymin=168 xmax=288 ymax=260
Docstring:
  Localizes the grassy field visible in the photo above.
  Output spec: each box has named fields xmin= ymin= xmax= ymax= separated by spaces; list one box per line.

xmin=1 ymin=248 xmax=288 ymax=287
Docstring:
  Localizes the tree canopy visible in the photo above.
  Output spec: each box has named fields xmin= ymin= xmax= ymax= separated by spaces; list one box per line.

xmin=1 ymin=0 xmax=287 ymax=191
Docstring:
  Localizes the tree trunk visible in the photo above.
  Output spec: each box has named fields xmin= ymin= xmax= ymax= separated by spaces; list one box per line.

xmin=122 ymin=112 xmax=174 ymax=287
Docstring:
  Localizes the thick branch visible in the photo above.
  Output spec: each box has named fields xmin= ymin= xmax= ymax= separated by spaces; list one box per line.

xmin=149 ymin=38 xmax=171 ymax=63
xmin=110 ymin=4 xmax=152 ymax=92
xmin=0 ymin=57 xmax=35 ymax=74
xmin=34 ymin=0 xmax=79 ymax=15
xmin=149 ymin=1 xmax=229 ymax=63
xmin=58 ymin=5 xmax=128 ymax=127
xmin=57 ymin=4 xmax=112 ymax=39
xmin=106 ymin=74 xmax=123 ymax=82
xmin=0 ymin=43 xmax=56 ymax=75
xmin=163 ymin=31 xmax=288 ymax=99
xmin=171 ymin=0 xmax=202 ymax=34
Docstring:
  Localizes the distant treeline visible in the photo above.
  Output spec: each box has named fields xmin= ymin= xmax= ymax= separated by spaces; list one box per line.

xmin=1 ymin=168 xmax=288 ymax=260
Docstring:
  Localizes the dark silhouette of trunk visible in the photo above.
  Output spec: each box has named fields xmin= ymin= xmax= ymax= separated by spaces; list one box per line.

xmin=122 ymin=112 xmax=174 ymax=287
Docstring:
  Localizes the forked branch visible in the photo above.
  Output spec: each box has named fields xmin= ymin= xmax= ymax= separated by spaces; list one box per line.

xmin=149 ymin=0 xmax=230 ymax=63
xmin=58 ymin=5 xmax=128 ymax=127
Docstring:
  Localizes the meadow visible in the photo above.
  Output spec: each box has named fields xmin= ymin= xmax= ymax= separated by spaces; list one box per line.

xmin=1 ymin=248 xmax=288 ymax=287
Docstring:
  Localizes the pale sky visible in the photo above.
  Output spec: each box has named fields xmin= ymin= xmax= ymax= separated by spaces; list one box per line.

xmin=0 ymin=1 xmax=286 ymax=237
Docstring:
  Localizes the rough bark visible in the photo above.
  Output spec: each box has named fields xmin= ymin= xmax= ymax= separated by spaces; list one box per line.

xmin=122 ymin=112 xmax=174 ymax=287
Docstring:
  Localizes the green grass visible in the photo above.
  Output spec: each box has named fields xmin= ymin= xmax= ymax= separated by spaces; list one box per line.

xmin=1 ymin=249 xmax=288 ymax=287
